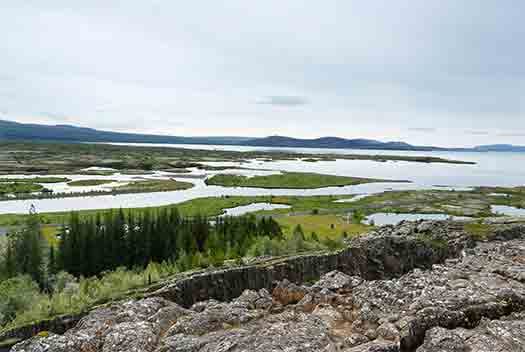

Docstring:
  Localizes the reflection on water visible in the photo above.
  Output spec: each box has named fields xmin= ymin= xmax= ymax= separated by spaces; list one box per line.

xmin=365 ymin=213 xmax=471 ymax=226
xmin=0 ymin=168 xmax=278 ymax=198
xmin=108 ymin=142 xmax=525 ymax=187
xmin=0 ymin=144 xmax=524 ymax=215
xmin=333 ymin=194 xmax=370 ymax=203
xmin=221 ymin=203 xmax=291 ymax=216
xmin=0 ymin=181 xmax=430 ymax=215
xmin=491 ymin=205 xmax=525 ymax=217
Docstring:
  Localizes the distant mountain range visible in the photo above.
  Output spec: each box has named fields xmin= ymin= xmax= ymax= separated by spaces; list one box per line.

xmin=238 ymin=135 xmax=442 ymax=151
xmin=1 ymin=119 xmax=524 ymax=152
xmin=470 ymin=144 xmax=525 ymax=152
xmin=0 ymin=119 xmax=250 ymax=145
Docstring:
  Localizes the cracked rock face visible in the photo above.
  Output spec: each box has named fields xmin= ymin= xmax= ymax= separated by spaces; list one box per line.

xmin=417 ymin=313 xmax=525 ymax=351
xmin=12 ymin=221 xmax=525 ymax=352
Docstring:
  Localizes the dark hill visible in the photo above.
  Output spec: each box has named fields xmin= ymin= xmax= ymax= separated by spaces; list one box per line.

xmin=1 ymin=119 xmax=524 ymax=152
xmin=240 ymin=135 xmax=443 ymax=151
xmin=0 ymin=119 xmax=250 ymax=145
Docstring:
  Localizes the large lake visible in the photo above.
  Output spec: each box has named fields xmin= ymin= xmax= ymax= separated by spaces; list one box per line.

xmin=109 ymin=143 xmax=525 ymax=187
xmin=0 ymin=143 xmax=523 ymax=215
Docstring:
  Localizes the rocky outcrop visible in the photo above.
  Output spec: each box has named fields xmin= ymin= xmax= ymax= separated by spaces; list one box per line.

xmin=11 ymin=220 xmax=525 ymax=351
xmin=152 ymin=220 xmax=473 ymax=307
xmin=2 ymin=220 xmax=472 ymax=346
xmin=417 ymin=312 xmax=525 ymax=351
xmin=0 ymin=314 xmax=85 ymax=350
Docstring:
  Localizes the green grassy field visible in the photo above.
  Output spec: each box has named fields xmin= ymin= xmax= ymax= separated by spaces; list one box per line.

xmin=41 ymin=225 xmax=60 ymax=247
xmin=0 ymin=177 xmax=68 ymax=197
xmin=67 ymin=179 xmax=117 ymax=186
xmin=276 ymin=214 xmax=371 ymax=240
xmin=1 ymin=186 xmax=523 ymax=228
xmin=0 ymin=195 xmax=348 ymax=226
xmin=205 ymin=172 xmax=405 ymax=189
xmin=78 ymin=169 xmax=117 ymax=176
xmin=0 ymin=177 xmax=70 ymax=183
xmin=0 ymin=182 xmax=44 ymax=195
xmin=0 ymin=141 xmax=475 ymax=176
xmin=114 ymin=179 xmax=194 ymax=192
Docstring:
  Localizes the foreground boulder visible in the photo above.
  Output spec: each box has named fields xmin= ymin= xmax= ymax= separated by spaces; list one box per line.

xmin=12 ymin=221 xmax=525 ymax=351
xmin=418 ymin=313 xmax=525 ymax=351
xmin=12 ymin=297 xmax=179 ymax=352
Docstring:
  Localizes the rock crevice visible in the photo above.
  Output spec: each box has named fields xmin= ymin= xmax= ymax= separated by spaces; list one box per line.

xmin=10 ymin=220 xmax=525 ymax=352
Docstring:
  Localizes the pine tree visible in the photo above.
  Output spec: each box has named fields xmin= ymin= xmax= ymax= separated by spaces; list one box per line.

xmin=292 ymin=225 xmax=305 ymax=252
xmin=55 ymin=209 xmax=286 ymax=277
xmin=48 ymin=245 xmax=57 ymax=275
xmin=5 ymin=238 xmax=15 ymax=277
xmin=11 ymin=213 xmax=44 ymax=285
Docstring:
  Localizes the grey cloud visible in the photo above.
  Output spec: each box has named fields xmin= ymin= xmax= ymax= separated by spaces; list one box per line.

xmin=1 ymin=1 xmax=525 ymax=146
xmin=465 ymin=130 xmax=490 ymax=135
xmin=256 ymin=96 xmax=309 ymax=107
xmin=498 ymin=132 xmax=525 ymax=137
xmin=40 ymin=112 xmax=74 ymax=120
xmin=408 ymin=128 xmax=437 ymax=133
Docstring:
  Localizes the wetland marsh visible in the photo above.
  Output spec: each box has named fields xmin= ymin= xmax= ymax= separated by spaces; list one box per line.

xmin=0 ymin=141 xmax=524 ymax=228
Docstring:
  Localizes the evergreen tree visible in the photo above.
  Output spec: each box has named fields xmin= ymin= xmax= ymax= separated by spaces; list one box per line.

xmin=8 ymin=213 xmax=44 ymax=285
xmin=56 ymin=211 xmax=288 ymax=277
xmin=292 ymin=225 xmax=305 ymax=252
xmin=48 ymin=246 xmax=57 ymax=275
xmin=5 ymin=238 xmax=15 ymax=278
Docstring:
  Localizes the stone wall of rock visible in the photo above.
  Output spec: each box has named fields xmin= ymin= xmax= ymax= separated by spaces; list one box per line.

xmin=12 ymin=221 xmax=525 ymax=352
xmin=0 ymin=313 xmax=84 ymax=349
xmin=152 ymin=221 xmax=469 ymax=307
xmin=3 ymin=220 xmax=524 ymax=348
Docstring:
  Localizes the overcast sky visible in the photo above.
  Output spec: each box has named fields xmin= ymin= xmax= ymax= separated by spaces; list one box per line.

xmin=1 ymin=1 xmax=524 ymax=147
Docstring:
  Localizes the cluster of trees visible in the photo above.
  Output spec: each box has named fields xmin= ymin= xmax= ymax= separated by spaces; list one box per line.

xmin=0 ymin=208 xmax=347 ymax=288
xmin=2 ymin=214 xmax=45 ymax=285
xmin=0 ymin=207 xmax=346 ymax=329
xmin=1 ymin=208 xmax=345 ymax=291
xmin=58 ymin=209 xmax=283 ymax=277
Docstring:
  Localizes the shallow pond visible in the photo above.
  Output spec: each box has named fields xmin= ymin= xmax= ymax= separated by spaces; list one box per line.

xmin=365 ymin=213 xmax=471 ymax=226
xmin=221 ymin=203 xmax=291 ymax=216
xmin=111 ymin=143 xmax=525 ymax=187
xmin=0 ymin=143 xmax=523 ymax=215
xmin=489 ymin=193 xmax=509 ymax=197
xmin=491 ymin=205 xmax=525 ymax=217
xmin=333 ymin=194 xmax=370 ymax=203
xmin=0 ymin=181 xmax=429 ymax=214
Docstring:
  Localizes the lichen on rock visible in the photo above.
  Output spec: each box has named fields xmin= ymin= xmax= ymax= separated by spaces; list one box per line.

xmin=11 ymin=220 xmax=525 ymax=352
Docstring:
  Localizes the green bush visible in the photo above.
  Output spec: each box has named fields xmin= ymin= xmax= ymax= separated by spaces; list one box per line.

xmin=0 ymin=262 xmax=182 ymax=331
xmin=0 ymin=275 xmax=42 ymax=326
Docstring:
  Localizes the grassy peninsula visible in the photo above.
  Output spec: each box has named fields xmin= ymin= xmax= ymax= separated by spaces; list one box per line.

xmin=205 ymin=172 xmax=407 ymax=189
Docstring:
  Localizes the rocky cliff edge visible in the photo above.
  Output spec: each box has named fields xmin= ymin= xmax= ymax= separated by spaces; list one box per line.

xmin=11 ymin=220 xmax=525 ymax=351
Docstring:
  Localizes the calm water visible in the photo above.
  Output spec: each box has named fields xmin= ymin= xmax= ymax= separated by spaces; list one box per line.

xmin=365 ymin=213 xmax=471 ymax=226
xmin=333 ymin=195 xmax=370 ymax=203
xmin=0 ymin=143 xmax=523 ymax=215
xmin=491 ymin=205 xmax=525 ymax=217
xmin=221 ymin=203 xmax=291 ymax=216
xmin=112 ymin=142 xmax=525 ymax=187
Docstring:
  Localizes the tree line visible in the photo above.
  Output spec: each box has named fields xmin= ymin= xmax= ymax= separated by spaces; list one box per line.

xmin=57 ymin=208 xmax=283 ymax=277
xmin=1 ymin=206 xmax=346 ymax=294
xmin=0 ymin=208 xmax=346 ymax=328
xmin=1 ymin=208 xmax=285 ymax=285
